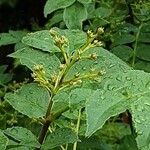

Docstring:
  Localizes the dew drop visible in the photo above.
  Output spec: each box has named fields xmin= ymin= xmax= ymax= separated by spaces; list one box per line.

xmin=82 ymin=67 xmax=86 ymax=70
xmin=135 ymin=119 xmax=141 ymax=124
xmin=94 ymin=61 xmax=98 ymax=65
xmin=100 ymin=95 xmax=105 ymax=100
xmin=49 ymin=66 xmax=52 ymax=70
xmin=29 ymin=91 xmax=33 ymax=94
xmin=144 ymin=103 xmax=150 ymax=106
xmin=132 ymin=83 xmax=136 ymax=86
xmin=138 ymin=131 xmax=143 ymax=135
xmin=126 ymin=76 xmax=131 ymax=81
xmin=109 ymin=64 xmax=115 ymax=68
xmin=116 ymin=75 xmax=122 ymax=81
xmin=145 ymin=81 xmax=150 ymax=90
xmin=107 ymin=84 xmax=115 ymax=91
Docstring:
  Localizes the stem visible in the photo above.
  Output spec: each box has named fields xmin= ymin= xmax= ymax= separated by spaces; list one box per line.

xmin=35 ymin=32 xmax=97 ymax=149
xmin=73 ymin=109 xmax=81 ymax=150
xmin=35 ymin=94 xmax=53 ymax=150
xmin=125 ymin=0 xmax=134 ymax=24
xmin=37 ymin=119 xmax=51 ymax=148
xmin=61 ymin=146 xmax=66 ymax=150
xmin=61 ymin=36 xmax=97 ymax=81
xmin=65 ymin=144 xmax=68 ymax=150
xmin=60 ymin=46 xmax=69 ymax=65
xmin=126 ymin=110 xmax=134 ymax=135
xmin=35 ymin=105 xmax=69 ymax=150
xmin=131 ymin=23 xmax=143 ymax=68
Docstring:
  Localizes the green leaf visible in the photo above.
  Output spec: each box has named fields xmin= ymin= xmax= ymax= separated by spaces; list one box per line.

xmin=53 ymin=88 xmax=92 ymax=109
xmin=9 ymin=47 xmax=61 ymax=77
xmin=22 ymin=30 xmax=60 ymax=53
xmin=84 ymin=2 xmax=95 ymax=19
xmin=136 ymin=43 xmax=150 ymax=61
xmin=64 ymin=47 xmax=131 ymax=80
xmin=138 ymin=32 xmax=150 ymax=43
xmin=118 ymin=135 xmax=138 ymax=150
xmin=6 ymin=146 xmax=33 ymax=150
xmin=4 ymin=83 xmax=50 ymax=118
xmin=111 ymin=45 xmax=133 ymax=62
xmin=141 ymin=22 xmax=150 ymax=33
xmin=45 ymin=11 xmax=63 ymax=28
xmin=44 ymin=0 xmax=75 ymax=17
xmin=131 ymin=96 xmax=150 ymax=150
xmin=0 ymin=33 xmax=17 ymax=46
xmin=0 ymin=130 xmax=8 ymax=150
xmin=9 ymin=30 xmax=27 ymax=41
xmin=63 ymin=2 xmax=87 ymax=29
xmin=86 ymin=70 xmax=150 ymax=137
xmin=51 ymin=28 xmax=87 ymax=53
xmin=4 ymin=127 xmax=40 ymax=148
xmin=41 ymin=128 xmax=78 ymax=149
xmin=0 ymin=30 xmax=27 ymax=46
xmin=69 ymin=88 xmax=92 ymax=109
xmin=0 ymin=65 xmax=12 ymax=85
xmin=131 ymin=2 xmax=150 ymax=22
xmin=135 ymin=60 xmax=150 ymax=73
xmin=14 ymin=42 xmax=26 ymax=51
xmin=112 ymin=33 xmax=135 ymax=46
xmin=86 ymin=89 xmax=129 ymax=137
xmin=94 ymin=7 xmax=112 ymax=18
xmin=77 ymin=0 xmax=92 ymax=4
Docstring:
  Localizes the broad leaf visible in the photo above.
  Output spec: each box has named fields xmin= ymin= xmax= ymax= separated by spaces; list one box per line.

xmin=6 ymin=146 xmax=33 ymax=150
xmin=9 ymin=47 xmax=61 ymax=77
xmin=135 ymin=60 xmax=150 ymax=73
xmin=112 ymin=33 xmax=135 ymax=46
xmin=131 ymin=96 xmax=150 ymax=150
xmin=51 ymin=28 xmax=87 ymax=53
xmin=94 ymin=7 xmax=112 ymax=18
xmin=0 ymin=30 xmax=27 ymax=46
xmin=9 ymin=30 xmax=27 ymax=41
xmin=111 ymin=45 xmax=133 ymax=62
xmin=4 ymin=127 xmax=40 ymax=148
xmin=141 ymin=22 xmax=150 ymax=33
xmin=86 ymin=70 xmax=150 ymax=137
xmin=63 ymin=2 xmax=87 ymax=29
xmin=136 ymin=44 xmax=150 ymax=61
xmin=138 ymin=32 xmax=150 ymax=43
xmin=64 ymin=47 xmax=131 ymax=80
xmin=0 ymin=65 xmax=12 ymax=85
xmin=22 ymin=30 xmax=60 ymax=53
xmin=45 ymin=11 xmax=63 ymax=28
xmin=69 ymin=88 xmax=92 ymax=109
xmin=44 ymin=0 xmax=75 ymax=17
xmin=118 ymin=135 xmax=138 ymax=150
xmin=53 ymin=88 xmax=92 ymax=109
xmin=41 ymin=128 xmax=78 ymax=149
xmin=77 ymin=0 xmax=92 ymax=4
xmin=0 ymin=130 xmax=8 ymax=150
xmin=4 ymin=83 xmax=50 ymax=118
xmin=86 ymin=89 xmax=129 ymax=137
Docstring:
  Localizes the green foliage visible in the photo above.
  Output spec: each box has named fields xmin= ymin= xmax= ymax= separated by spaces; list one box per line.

xmin=22 ymin=31 xmax=60 ymax=53
xmin=4 ymin=127 xmax=40 ymax=148
xmin=42 ymin=128 xmax=78 ymax=149
xmin=0 ymin=0 xmax=150 ymax=150
xmin=5 ymin=83 xmax=50 ymax=118
xmin=0 ymin=31 xmax=27 ymax=47
xmin=0 ymin=131 xmax=8 ymax=150
xmin=9 ymin=47 xmax=61 ymax=77
xmin=63 ymin=2 xmax=87 ymax=29
xmin=44 ymin=0 xmax=76 ymax=17
xmin=0 ymin=0 xmax=18 ymax=7
xmin=0 ymin=65 xmax=12 ymax=85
